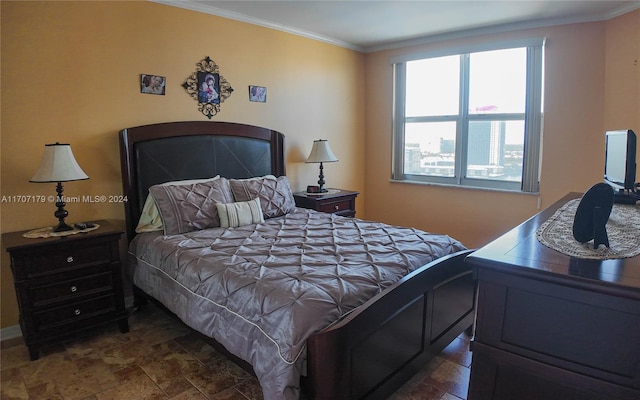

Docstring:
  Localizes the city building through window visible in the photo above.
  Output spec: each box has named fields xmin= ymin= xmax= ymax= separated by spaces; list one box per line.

xmin=392 ymin=39 xmax=544 ymax=192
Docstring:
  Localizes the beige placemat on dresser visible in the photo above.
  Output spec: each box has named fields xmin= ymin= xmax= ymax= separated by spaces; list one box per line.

xmin=536 ymin=199 xmax=640 ymax=259
xmin=23 ymin=224 xmax=100 ymax=239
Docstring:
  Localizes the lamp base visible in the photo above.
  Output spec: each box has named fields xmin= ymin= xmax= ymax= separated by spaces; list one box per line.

xmin=53 ymin=181 xmax=73 ymax=232
xmin=316 ymin=162 xmax=328 ymax=193
xmin=54 ymin=221 xmax=74 ymax=232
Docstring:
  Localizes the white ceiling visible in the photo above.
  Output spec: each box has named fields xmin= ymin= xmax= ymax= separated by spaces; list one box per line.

xmin=153 ymin=1 xmax=640 ymax=52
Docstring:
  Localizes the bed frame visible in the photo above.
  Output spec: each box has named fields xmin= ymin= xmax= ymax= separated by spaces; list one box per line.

xmin=119 ymin=121 xmax=475 ymax=400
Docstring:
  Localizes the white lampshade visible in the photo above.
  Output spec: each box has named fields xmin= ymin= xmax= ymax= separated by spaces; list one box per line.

xmin=30 ymin=143 xmax=89 ymax=182
xmin=306 ymin=139 xmax=338 ymax=163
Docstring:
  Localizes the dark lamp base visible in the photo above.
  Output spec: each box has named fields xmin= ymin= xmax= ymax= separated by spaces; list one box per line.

xmin=54 ymin=221 xmax=74 ymax=232
xmin=53 ymin=181 xmax=73 ymax=233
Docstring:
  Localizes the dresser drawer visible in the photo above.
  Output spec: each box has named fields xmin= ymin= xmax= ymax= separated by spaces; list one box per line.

xmin=33 ymin=294 xmax=116 ymax=331
xmin=14 ymin=240 xmax=115 ymax=280
xmin=317 ymin=199 xmax=353 ymax=214
xmin=475 ymin=270 xmax=640 ymax=389
xmin=29 ymin=272 xmax=114 ymax=308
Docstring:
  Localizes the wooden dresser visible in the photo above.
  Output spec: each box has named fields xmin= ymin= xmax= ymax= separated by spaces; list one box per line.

xmin=466 ymin=193 xmax=640 ymax=400
xmin=2 ymin=220 xmax=129 ymax=360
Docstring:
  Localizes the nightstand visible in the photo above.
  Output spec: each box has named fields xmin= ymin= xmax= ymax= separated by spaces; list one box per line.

xmin=2 ymin=220 xmax=129 ymax=360
xmin=294 ymin=189 xmax=359 ymax=217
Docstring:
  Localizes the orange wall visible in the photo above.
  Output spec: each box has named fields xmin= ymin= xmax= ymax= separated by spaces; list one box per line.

xmin=604 ymin=10 xmax=640 ymax=130
xmin=364 ymin=11 xmax=640 ymax=249
xmin=0 ymin=1 xmax=365 ymax=328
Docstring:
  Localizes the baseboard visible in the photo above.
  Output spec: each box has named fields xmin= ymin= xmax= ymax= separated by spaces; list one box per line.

xmin=0 ymin=325 xmax=22 ymax=340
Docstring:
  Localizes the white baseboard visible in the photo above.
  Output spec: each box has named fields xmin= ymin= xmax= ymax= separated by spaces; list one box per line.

xmin=0 ymin=325 xmax=22 ymax=340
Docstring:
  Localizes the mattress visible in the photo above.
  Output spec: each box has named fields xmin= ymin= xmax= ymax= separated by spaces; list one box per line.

xmin=128 ymin=208 xmax=465 ymax=399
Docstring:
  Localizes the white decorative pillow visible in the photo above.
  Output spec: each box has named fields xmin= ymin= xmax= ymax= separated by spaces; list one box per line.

xmin=229 ymin=175 xmax=296 ymax=219
xmin=216 ymin=198 xmax=264 ymax=228
xmin=135 ymin=176 xmax=220 ymax=234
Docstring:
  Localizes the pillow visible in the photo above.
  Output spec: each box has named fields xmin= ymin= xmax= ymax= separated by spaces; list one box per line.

xmin=148 ymin=177 xmax=234 ymax=235
xmin=135 ymin=176 xmax=220 ymax=234
xmin=229 ymin=175 xmax=296 ymax=219
xmin=156 ymin=176 xmax=220 ymax=186
xmin=216 ymin=198 xmax=264 ymax=228
xmin=135 ymin=194 xmax=164 ymax=233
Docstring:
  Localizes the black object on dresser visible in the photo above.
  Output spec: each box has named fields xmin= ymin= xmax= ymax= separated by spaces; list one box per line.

xmin=294 ymin=189 xmax=359 ymax=217
xmin=2 ymin=220 xmax=129 ymax=360
xmin=465 ymin=193 xmax=640 ymax=400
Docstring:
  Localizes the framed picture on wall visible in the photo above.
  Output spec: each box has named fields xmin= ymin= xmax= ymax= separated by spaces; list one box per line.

xmin=249 ymin=85 xmax=267 ymax=103
xmin=182 ymin=56 xmax=233 ymax=119
xmin=197 ymin=72 xmax=221 ymax=104
xmin=140 ymin=74 xmax=166 ymax=95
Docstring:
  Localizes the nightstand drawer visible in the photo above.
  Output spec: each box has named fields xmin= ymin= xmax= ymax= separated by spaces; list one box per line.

xmin=16 ymin=241 xmax=114 ymax=279
xmin=34 ymin=294 xmax=116 ymax=330
xmin=317 ymin=199 xmax=352 ymax=214
xmin=294 ymin=189 xmax=359 ymax=217
xmin=29 ymin=271 xmax=114 ymax=308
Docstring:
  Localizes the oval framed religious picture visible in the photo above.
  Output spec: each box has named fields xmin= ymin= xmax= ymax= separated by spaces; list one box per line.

xmin=573 ymin=183 xmax=614 ymax=248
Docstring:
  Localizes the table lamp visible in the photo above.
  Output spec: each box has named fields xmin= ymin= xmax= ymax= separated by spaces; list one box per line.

xmin=305 ymin=139 xmax=338 ymax=193
xmin=30 ymin=143 xmax=89 ymax=232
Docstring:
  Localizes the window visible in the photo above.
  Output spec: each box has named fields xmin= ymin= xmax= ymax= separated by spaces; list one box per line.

xmin=392 ymin=39 xmax=544 ymax=192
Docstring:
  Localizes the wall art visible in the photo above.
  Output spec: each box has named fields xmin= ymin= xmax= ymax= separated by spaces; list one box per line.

xmin=140 ymin=74 xmax=166 ymax=95
xmin=249 ymin=85 xmax=267 ymax=103
xmin=182 ymin=56 xmax=233 ymax=119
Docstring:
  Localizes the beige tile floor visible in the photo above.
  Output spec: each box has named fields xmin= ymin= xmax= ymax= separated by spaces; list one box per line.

xmin=1 ymin=303 xmax=471 ymax=400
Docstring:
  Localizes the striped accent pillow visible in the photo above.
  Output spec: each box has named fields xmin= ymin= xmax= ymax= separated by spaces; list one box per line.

xmin=216 ymin=197 xmax=264 ymax=228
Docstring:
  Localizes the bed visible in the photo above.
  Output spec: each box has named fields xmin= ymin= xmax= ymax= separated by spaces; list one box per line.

xmin=119 ymin=121 xmax=475 ymax=400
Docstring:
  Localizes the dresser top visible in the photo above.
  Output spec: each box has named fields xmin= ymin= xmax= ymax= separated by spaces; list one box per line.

xmin=293 ymin=189 xmax=359 ymax=199
xmin=466 ymin=193 xmax=640 ymax=292
xmin=2 ymin=219 xmax=123 ymax=252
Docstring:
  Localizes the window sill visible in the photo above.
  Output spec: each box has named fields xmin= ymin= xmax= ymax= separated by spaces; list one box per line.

xmin=389 ymin=179 xmax=539 ymax=196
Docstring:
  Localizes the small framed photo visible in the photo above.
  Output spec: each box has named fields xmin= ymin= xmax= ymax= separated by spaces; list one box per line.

xmin=249 ymin=85 xmax=267 ymax=103
xmin=140 ymin=74 xmax=166 ymax=95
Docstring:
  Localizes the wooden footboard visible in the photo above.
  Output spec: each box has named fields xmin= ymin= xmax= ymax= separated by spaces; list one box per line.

xmin=303 ymin=249 xmax=476 ymax=400
xmin=120 ymin=122 xmax=475 ymax=400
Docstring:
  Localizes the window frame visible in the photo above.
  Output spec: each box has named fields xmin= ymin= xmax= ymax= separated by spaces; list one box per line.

xmin=391 ymin=38 xmax=544 ymax=193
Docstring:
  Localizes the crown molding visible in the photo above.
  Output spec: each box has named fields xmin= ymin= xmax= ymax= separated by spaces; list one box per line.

xmin=150 ymin=0 xmax=365 ymax=52
xmin=151 ymin=1 xmax=640 ymax=54
xmin=367 ymin=3 xmax=640 ymax=53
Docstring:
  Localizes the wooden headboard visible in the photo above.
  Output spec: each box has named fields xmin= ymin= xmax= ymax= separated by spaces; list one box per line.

xmin=119 ymin=121 xmax=286 ymax=241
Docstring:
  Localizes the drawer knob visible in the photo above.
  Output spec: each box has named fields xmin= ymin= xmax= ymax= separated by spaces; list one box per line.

xmin=70 ymin=286 xmax=77 ymax=293
xmin=66 ymin=256 xmax=74 ymax=263
xmin=74 ymin=309 xmax=81 ymax=316
xmin=334 ymin=205 xmax=339 ymax=210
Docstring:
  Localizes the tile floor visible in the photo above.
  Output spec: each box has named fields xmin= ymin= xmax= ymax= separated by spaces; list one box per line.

xmin=1 ymin=303 xmax=471 ymax=400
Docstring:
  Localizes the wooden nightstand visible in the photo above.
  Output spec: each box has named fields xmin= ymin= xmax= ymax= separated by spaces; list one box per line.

xmin=294 ymin=189 xmax=359 ymax=217
xmin=2 ymin=220 xmax=129 ymax=360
